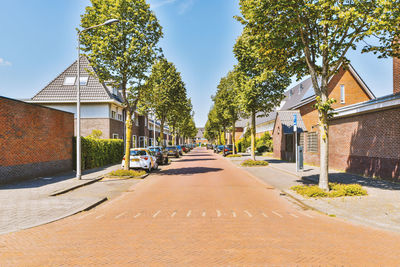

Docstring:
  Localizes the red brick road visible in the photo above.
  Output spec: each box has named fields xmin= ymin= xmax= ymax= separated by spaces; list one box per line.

xmin=1 ymin=148 xmax=400 ymax=266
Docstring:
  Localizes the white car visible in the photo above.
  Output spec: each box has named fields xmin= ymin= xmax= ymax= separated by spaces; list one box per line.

xmin=121 ymin=148 xmax=158 ymax=172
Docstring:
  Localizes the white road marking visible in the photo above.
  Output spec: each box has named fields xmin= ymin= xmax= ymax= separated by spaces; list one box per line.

xmin=115 ymin=212 xmax=127 ymax=219
xmin=95 ymin=214 xmax=104 ymax=220
xmin=262 ymin=213 xmax=268 ymax=218
xmin=244 ymin=210 xmax=253 ymax=217
xmin=216 ymin=210 xmax=221 ymax=217
xmin=290 ymin=213 xmax=299 ymax=218
xmin=186 ymin=210 xmax=192 ymax=217
xmin=153 ymin=210 xmax=161 ymax=218
xmin=272 ymin=211 xmax=283 ymax=218
xmin=202 ymin=211 xmax=206 ymax=217
xmin=232 ymin=211 xmax=237 ymax=218
xmin=134 ymin=213 xmax=141 ymax=218
xmin=300 ymin=211 xmax=314 ymax=218
xmin=171 ymin=211 xmax=177 ymax=217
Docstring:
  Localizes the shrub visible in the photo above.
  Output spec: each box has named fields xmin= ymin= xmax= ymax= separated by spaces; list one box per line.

xmin=73 ymin=137 xmax=124 ymax=170
xmin=226 ymin=154 xmax=242 ymax=158
xmin=241 ymin=159 xmax=269 ymax=167
xmin=108 ymin=169 xmax=146 ymax=178
xmin=291 ymin=183 xmax=367 ymax=198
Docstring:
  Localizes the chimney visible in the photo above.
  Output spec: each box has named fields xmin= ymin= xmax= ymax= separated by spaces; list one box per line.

xmin=394 ymin=56 xmax=400 ymax=94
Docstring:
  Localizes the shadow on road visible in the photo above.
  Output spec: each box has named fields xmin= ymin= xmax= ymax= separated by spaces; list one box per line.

xmin=160 ymin=167 xmax=223 ymax=176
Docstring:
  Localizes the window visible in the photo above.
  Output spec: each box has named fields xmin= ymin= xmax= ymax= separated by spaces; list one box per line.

xmin=139 ymin=136 xmax=146 ymax=148
xmin=113 ymin=88 xmax=118 ymax=95
xmin=136 ymin=117 xmax=139 ymax=126
xmin=79 ymin=77 xmax=89 ymax=85
xmin=299 ymin=83 xmax=303 ymax=94
xmin=112 ymin=133 xmax=119 ymax=139
xmin=111 ymin=111 xmax=116 ymax=119
xmin=145 ymin=117 xmax=147 ymax=126
xmin=149 ymin=138 xmax=154 ymax=146
xmin=289 ymin=89 xmax=293 ymax=97
xmin=132 ymin=135 xmax=137 ymax=148
xmin=63 ymin=76 xmax=76 ymax=85
xmin=117 ymin=114 xmax=123 ymax=121
xmin=307 ymin=132 xmax=318 ymax=152
xmin=340 ymin=84 xmax=345 ymax=103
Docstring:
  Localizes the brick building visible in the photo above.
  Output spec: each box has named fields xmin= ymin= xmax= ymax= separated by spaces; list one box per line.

xmin=0 ymin=96 xmax=74 ymax=184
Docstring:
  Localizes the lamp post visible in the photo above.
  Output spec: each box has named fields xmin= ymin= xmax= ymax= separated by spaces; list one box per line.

xmin=76 ymin=19 xmax=119 ymax=179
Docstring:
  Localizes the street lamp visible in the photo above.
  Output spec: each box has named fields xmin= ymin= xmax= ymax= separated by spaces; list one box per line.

xmin=76 ymin=18 xmax=119 ymax=179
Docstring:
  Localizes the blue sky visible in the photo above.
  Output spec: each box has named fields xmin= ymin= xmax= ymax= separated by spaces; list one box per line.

xmin=0 ymin=0 xmax=394 ymax=127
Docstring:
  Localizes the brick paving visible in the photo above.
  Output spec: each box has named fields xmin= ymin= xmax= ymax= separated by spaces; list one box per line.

xmin=1 ymin=148 xmax=400 ymax=266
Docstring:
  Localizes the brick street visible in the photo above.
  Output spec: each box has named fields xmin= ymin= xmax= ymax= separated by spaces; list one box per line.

xmin=1 ymin=148 xmax=400 ymax=266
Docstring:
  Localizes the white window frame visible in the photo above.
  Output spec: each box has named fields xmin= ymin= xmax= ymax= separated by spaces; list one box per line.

xmin=63 ymin=76 xmax=76 ymax=85
xmin=112 ymin=133 xmax=119 ymax=139
xmin=132 ymin=135 xmax=137 ymax=148
xmin=79 ymin=76 xmax=89 ymax=86
xmin=340 ymin=84 xmax=345 ymax=104
xmin=111 ymin=111 xmax=116 ymax=119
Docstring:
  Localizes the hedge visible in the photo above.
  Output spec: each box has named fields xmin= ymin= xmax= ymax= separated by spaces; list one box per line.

xmin=73 ymin=137 xmax=124 ymax=170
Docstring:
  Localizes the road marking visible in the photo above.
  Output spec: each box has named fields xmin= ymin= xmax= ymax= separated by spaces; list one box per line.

xmin=186 ymin=210 xmax=192 ymax=217
xmin=95 ymin=214 xmax=104 ymax=220
xmin=171 ymin=211 xmax=177 ymax=218
xmin=216 ymin=210 xmax=221 ymax=217
xmin=290 ymin=213 xmax=299 ymax=218
xmin=134 ymin=213 xmax=141 ymax=218
xmin=244 ymin=210 xmax=253 ymax=217
xmin=262 ymin=212 xmax=268 ymax=218
xmin=272 ymin=211 xmax=283 ymax=218
xmin=202 ymin=211 xmax=206 ymax=217
xmin=153 ymin=210 xmax=161 ymax=218
xmin=300 ymin=212 xmax=314 ymax=218
xmin=232 ymin=211 xmax=237 ymax=218
xmin=115 ymin=212 xmax=127 ymax=219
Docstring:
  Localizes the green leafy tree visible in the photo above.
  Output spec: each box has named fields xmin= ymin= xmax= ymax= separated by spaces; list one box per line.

xmin=237 ymin=0 xmax=400 ymax=190
xmin=204 ymin=105 xmax=223 ymax=145
xmin=80 ymin=0 xmax=162 ymax=170
xmin=142 ymin=58 xmax=185 ymax=146
xmin=234 ymin=29 xmax=290 ymax=160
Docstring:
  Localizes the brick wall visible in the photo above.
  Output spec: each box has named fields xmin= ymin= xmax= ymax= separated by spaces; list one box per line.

xmin=0 ymin=97 xmax=74 ymax=184
xmin=329 ymin=107 xmax=400 ymax=181
xmin=394 ymin=57 xmax=400 ymax=94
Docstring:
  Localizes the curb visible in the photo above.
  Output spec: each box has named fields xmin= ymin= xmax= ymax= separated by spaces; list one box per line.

xmin=81 ymin=197 xmax=108 ymax=212
xmin=49 ymin=177 xmax=103 ymax=196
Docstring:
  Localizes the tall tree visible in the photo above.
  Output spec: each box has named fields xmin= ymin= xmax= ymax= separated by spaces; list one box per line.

xmin=80 ymin=0 xmax=162 ymax=170
xmin=234 ymin=29 xmax=291 ymax=160
xmin=142 ymin=58 xmax=184 ymax=147
xmin=214 ymin=70 xmax=241 ymax=154
xmin=237 ymin=0 xmax=400 ymax=190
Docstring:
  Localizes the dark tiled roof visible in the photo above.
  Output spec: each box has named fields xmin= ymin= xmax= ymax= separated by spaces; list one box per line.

xmin=277 ymin=110 xmax=307 ymax=133
xmin=31 ymin=56 xmax=122 ymax=103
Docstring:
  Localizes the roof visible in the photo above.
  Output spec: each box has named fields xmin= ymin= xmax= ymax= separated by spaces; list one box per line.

xmin=275 ymin=110 xmax=307 ymax=134
xmin=29 ymin=56 xmax=123 ymax=104
xmin=333 ymin=92 xmax=400 ymax=119
xmin=196 ymin=127 xmax=205 ymax=139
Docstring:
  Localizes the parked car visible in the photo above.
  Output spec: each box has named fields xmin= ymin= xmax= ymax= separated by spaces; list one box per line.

xmin=206 ymin=144 xmax=213 ymax=150
xmin=223 ymin=144 xmax=236 ymax=157
xmin=176 ymin=145 xmax=183 ymax=156
xmin=121 ymin=148 xmax=158 ymax=172
xmin=182 ymin=145 xmax=189 ymax=153
xmin=148 ymin=146 xmax=169 ymax=165
xmin=166 ymin=146 xmax=180 ymax=158
xmin=214 ymin=145 xmax=224 ymax=154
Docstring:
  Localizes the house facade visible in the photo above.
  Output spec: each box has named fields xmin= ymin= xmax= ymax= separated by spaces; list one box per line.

xmin=27 ymin=56 xmax=125 ymax=140
xmin=273 ymin=64 xmax=375 ymax=163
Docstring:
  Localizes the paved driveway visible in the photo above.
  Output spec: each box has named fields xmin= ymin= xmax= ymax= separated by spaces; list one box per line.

xmin=1 ymin=148 xmax=400 ymax=266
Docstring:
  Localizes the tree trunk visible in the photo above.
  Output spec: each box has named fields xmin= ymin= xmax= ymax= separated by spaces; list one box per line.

xmin=160 ymin=119 xmax=165 ymax=147
xmin=232 ymin=121 xmax=236 ymax=155
xmin=124 ymin=109 xmax=133 ymax=170
xmin=318 ymin=95 xmax=329 ymax=191
xmin=251 ymin=111 xmax=256 ymax=161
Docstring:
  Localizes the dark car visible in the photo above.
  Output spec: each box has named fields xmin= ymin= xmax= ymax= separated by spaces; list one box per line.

xmin=206 ymin=144 xmax=213 ymax=150
xmin=222 ymin=144 xmax=235 ymax=157
xmin=148 ymin=146 xmax=169 ymax=165
xmin=176 ymin=145 xmax=183 ymax=156
xmin=166 ymin=146 xmax=180 ymax=158
xmin=214 ymin=145 xmax=224 ymax=154
xmin=182 ymin=145 xmax=189 ymax=153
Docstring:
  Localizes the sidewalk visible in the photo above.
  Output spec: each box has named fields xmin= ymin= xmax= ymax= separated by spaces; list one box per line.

xmin=0 ymin=164 xmax=142 ymax=234
xmin=227 ymin=154 xmax=400 ymax=233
